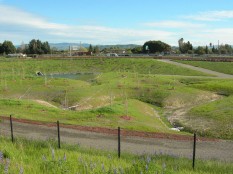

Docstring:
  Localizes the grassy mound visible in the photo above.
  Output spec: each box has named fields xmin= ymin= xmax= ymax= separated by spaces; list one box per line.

xmin=0 ymin=98 xmax=173 ymax=133
xmin=186 ymin=96 xmax=233 ymax=139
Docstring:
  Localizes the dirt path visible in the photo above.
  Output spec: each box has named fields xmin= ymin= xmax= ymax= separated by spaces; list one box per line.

xmin=158 ymin=59 xmax=233 ymax=78
xmin=0 ymin=118 xmax=232 ymax=162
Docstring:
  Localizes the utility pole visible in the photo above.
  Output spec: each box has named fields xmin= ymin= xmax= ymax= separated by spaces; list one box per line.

xmin=69 ymin=45 xmax=71 ymax=56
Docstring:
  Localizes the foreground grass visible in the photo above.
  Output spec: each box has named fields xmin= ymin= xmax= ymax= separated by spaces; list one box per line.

xmin=175 ymin=60 xmax=233 ymax=75
xmin=0 ymin=137 xmax=232 ymax=174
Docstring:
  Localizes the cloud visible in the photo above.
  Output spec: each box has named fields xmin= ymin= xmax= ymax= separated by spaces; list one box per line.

xmin=143 ymin=20 xmax=205 ymax=29
xmin=0 ymin=5 xmax=69 ymax=30
xmin=0 ymin=4 xmax=175 ymax=45
xmin=184 ymin=10 xmax=233 ymax=21
xmin=1 ymin=4 xmax=233 ymax=46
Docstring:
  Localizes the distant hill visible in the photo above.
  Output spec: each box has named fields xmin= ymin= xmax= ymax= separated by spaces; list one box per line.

xmin=49 ymin=43 xmax=141 ymax=50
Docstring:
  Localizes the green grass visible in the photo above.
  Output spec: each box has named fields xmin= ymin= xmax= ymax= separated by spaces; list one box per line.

xmin=0 ymin=57 xmax=233 ymax=139
xmin=0 ymin=98 xmax=175 ymax=134
xmin=181 ymin=79 xmax=233 ymax=96
xmin=186 ymin=96 xmax=233 ymax=139
xmin=175 ymin=78 xmax=233 ymax=139
xmin=0 ymin=57 xmax=210 ymax=76
xmin=0 ymin=137 xmax=232 ymax=174
xmin=175 ymin=60 xmax=233 ymax=75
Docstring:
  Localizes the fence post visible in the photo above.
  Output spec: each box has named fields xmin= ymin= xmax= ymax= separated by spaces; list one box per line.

xmin=118 ymin=127 xmax=121 ymax=158
xmin=192 ymin=132 xmax=196 ymax=170
xmin=10 ymin=115 xmax=14 ymax=143
xmin=57 ymin=121 xmax=61 ymax=149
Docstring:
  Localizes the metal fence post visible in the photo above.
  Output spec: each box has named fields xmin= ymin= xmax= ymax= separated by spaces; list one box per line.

xmin=192 ymin=132 xmax=196 ymax=170
xmin=10 ymin=115 xmax=14 ymax=143
xmin=118 ymin=127 xmax=121 ymax=158
xmin=57 ymin=121 xmax=61 ymax=149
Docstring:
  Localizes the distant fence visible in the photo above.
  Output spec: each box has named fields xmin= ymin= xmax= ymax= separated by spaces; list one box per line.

xmin=0 ymin=115 xmax=233 ymax=170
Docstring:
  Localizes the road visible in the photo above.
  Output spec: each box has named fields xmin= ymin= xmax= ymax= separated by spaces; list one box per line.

xmin=158 ymin=59 xmax=233 ymax=78
xmin=0 ymin=119 xmax=232 ymax=162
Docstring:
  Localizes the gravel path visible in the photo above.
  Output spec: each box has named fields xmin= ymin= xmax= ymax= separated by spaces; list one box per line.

xmin=158 ymin=59 xmax=233 ymax=78
xmin=1 ymin=119 xmax=232 ymax=162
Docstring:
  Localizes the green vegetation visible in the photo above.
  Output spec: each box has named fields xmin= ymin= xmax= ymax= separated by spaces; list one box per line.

xmin=175 ymin=61 xmax=233 ymax=75
xmin=142 ymin=40 xmax=171 ymax=53
xmin=0 ymin=41 xmax=16 ymax=54
xmin=0 ymin=98 xmax=173 ymax=133
xmin=0 ymin=58 xmax=209 ymax=76
xmin=0 ymin=137 xmax=232 ymax=174
xmin=187 ymin=96 xmax=233 ymax=139
xmin=177 ymin=78 xmax=233 ymax=139
xmin=0 ymin=57 xmax=233 ymax=139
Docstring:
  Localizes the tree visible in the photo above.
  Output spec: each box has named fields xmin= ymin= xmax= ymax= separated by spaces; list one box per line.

xmin=178 ymin=38 xmax=184 ymax=51
xmin=88 ymin=44 xmax=93 ymax=52
xmin=42 ymin=41 xmax=51 ymax=54
xmin=0 ymin=40 xmax=16 ymax=54
xmin=131 ymin=46 xmax=142 ymax=53
xmin=205 ymin=45 xmax=209 ymax=54
xmin=220 ymin=44 xmax=233 ymax=54
xmin=27 ymin=39 xmax=38 ymax=54
xmin=212 ymin=46 xmax=218 ymax=53
xmin=27 ymin=39 xmax=51 ymax=54
xmin=0 ymin=43 xmax=3 ymax=54
xmin=93 ymin=46 xmax=100 ymax=54
xmin=194 ymin=46 xmax=205 ymax=55
xmin=178 ymin=38 xmax=193 ymax=53
xmin=142 ymin=40 xmax=171 ymax=53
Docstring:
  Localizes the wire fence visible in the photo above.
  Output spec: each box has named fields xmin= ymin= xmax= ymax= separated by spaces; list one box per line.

xmin=0 ymin=115 xmax=233 ymax=169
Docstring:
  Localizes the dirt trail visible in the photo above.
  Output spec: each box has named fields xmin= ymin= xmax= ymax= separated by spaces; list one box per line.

xmin=0 ymin=117 xmax=232 ymax=162
xmin=158 ymin=59 xmax=233 ymax=78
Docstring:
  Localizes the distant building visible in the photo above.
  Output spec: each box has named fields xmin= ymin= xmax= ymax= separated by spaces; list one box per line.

xmin=72 ymin=51 xmax=92 ymax=56
xmin=7 ymin=53 xmax=27 ymax=58
xmin=106 ymin=53 xmax=118 ymax=57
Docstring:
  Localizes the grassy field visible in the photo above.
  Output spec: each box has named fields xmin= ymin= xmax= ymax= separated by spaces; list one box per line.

xmin=175 ymin=60 xmax=233 ymax=75
xmin=0 ymin=137 xmax=232 ymax=174
xmin=0 ymin=57 xmax=233 ymax=139
xmin=0 ymin=57 xmax=210 ymax=76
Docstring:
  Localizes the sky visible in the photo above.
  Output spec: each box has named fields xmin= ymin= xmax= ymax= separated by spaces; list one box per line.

xmin=1 ymin=0 xmax=233 ymax=46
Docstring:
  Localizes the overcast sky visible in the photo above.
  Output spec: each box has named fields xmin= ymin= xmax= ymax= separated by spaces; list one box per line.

xmin=1 ymin=0 xmax=233 ymax=46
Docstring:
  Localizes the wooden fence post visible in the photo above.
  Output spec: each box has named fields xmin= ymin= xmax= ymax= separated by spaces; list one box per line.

xmin=57 ymin=121 xmax=61 ymax=148
xmin=192 ymin=133 xmax=196 ymax=170
xmin=10 ymin=115 xmax=14 ymax=143
xmin=118 ymin=127 xmax=121 ymax=158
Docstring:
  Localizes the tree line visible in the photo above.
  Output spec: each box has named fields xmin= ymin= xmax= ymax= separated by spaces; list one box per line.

xmin=178 ymin=38 xmax=233 ymax=55
xmin=0 ymin=39 xmax=51 ymax=55
xmin=1 ymin=38 xmax=233 ymax=56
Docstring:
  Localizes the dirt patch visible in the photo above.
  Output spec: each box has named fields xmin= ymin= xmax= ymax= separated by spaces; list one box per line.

xmin=120 ymin=115 xmax=133 ymax=121
xmin=34 ymin=100 xmax=58 ymax=108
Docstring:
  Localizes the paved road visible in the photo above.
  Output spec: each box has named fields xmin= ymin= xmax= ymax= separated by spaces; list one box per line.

xmin=0 ymin=119 xmax=232 ymax=162
xmin=158 ymin=59 xmax=233 ymax=79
